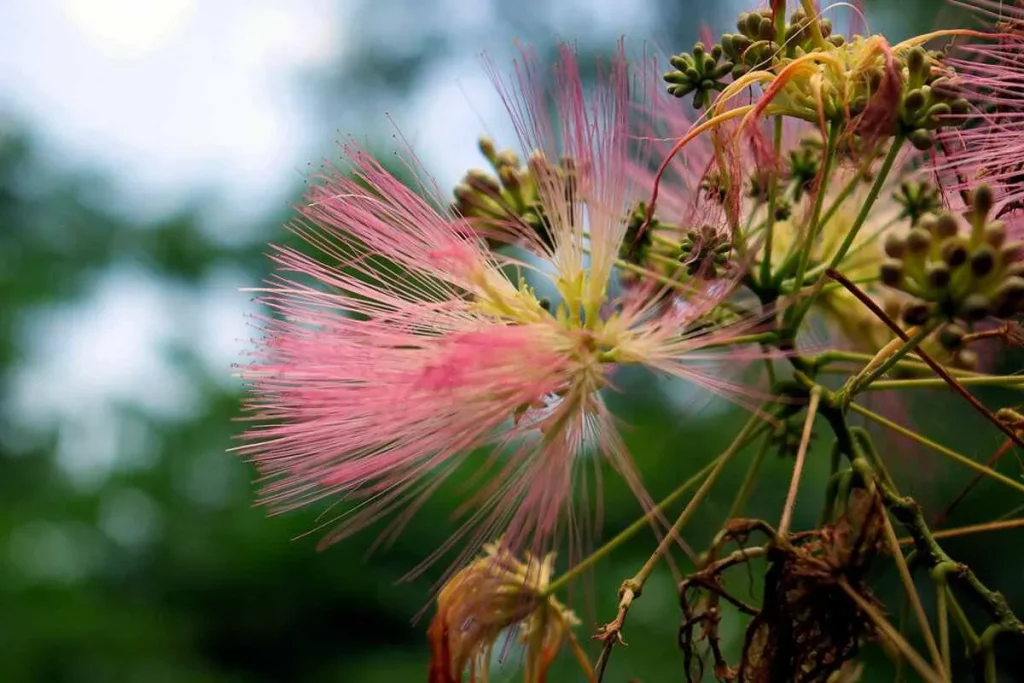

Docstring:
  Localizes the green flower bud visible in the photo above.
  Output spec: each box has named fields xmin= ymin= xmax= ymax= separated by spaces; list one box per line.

xmin=478 ymin=137 xmax=497 ymax=163
xmin=884 ymin=233 xmax=907 ymax=258
xmin=959 ymin=293 xmax=991 ymax=321
xmin=935 ymin=213 xmax=960 ymax=239
xmin=970 ymin=246 xmax=996 ymax=277
xmin=467 ymin=169 xmax=501 ymax=195
xmin=881 ymin=260 xmax=904 ymax=287
xmin=941 ymin=238 xmax=968 ymax=268
xmin=906 ymin=227 xmax=932 ymax=254
xmin=909 ymin=129 xmax=934 ymax=151
xmin=972 ymin=184 xmax=994 ymax=219
xmin=994 ymin=277 xmax=1024 ymax=316
xmin=904 ymin=88 xmax=926 ymax=113
xmin=938 ymin=323 xmax=966 ymax=350
xmin=927 ymin=263 xmax=952 ymax=289
xmin=907 ymin=46 xmax=927 ymax=76
xmin=903 ymin=301 xmax=932 ymax=326
xmin=744 ymin=12 xmax=761 ymax=37
xmin=985 ymin=221 xmax=1007 ymax=249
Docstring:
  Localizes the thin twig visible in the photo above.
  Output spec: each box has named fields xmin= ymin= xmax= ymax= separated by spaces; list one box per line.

xmin=837 ymin=578 xmax=945 ymax=683
xmin=940 ymin=437 xmax=1017 ymax=525
xmin=849 ymin=402 xmax=1024 ymax=497
xmin=897 ymin=517 xmax=1024 ymax=545
xmin=779 ymin=387 xmax=821 ymax=535
xmin=592 ymin=412 xmax=765 ymax=681
xmin=873 ymin=493 xmax=947 ymax=678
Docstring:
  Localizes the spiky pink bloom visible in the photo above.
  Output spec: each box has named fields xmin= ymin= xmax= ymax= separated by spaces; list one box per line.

xmin=237 ymin=43 xmax=765 ymax=576
xmin=934 ymin=2 xmax=1024 ymax=209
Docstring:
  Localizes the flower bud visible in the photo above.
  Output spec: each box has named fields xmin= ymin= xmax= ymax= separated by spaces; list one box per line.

xmin=906 ymin=228 xmax=932 ymax=255
xmin=941 ymin=238 xmax=968 ymax=268
xmin=467 ymin=169 xmax=502 ymax=195
xmin=938 ymin=323 xmax=966 ymax=350
xmin=903 ymin=301 xmax=932 ymax=326
xmin=972 ymin=184 xmax=994 ymax=219
xmin=970 ymin=246 xmax=996 ymax=277
xmin=907 ymin=47 xmax=927 ymax=76
xmin=956 ymin=349 xmax=979 ymax=370
xmin=985 ymin=221 xmax=1007 ymax=249
xmin=744 ymin=12 xmax=761 ymax=36
xmin=478 ymin=137 xmax=497 ymax=163
xmin=959 ymin=293 xmax=991 ymax=321
xmin=880 ymin=260 xmax=904 ymax=287
xmin=904 ymin=88 xmax=926 ymax=113
xmin=993 ymin=276 xmax=1024 ymax=317
xmin=935 ymin=213 xmax=961 ymax=239
xmin=909 ymin=129 xmax=934 ymax=151
xmin=926 ymin=263 xmax=951 ymax=289
xmin=1000 ymin=241 xmax=1024 ymax=265
xmin=883 ymin=233 xmax=907 ymax=258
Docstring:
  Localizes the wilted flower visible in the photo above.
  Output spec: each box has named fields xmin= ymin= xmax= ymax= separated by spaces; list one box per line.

xmin=237 ymin=43 xmax=765 ymax=575
xmin=427 ymin=542 xmax=591 ymax=683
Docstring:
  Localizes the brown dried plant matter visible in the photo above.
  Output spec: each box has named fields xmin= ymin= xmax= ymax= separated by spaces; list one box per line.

xmin=678 ymin=492 xmax=885 ymax=683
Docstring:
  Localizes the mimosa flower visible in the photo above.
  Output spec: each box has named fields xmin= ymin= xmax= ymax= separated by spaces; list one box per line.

xmin=237 ymin=43 xmax=764 ymax=577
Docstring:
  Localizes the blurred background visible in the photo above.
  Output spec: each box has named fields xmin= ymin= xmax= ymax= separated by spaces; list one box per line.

xmin=3 ymin=0 xmax=1022 ymax=681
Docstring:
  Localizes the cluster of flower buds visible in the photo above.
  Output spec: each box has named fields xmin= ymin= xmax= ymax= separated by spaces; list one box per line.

xmin=618 ymin=203 xmax=733 ymax=285
xmin=897 ymin=47 xmax=970 ymax=151
xmin=788 ymin=135 xmax=822 ymax=202
xmin=620 ymin=202 xmax=656 ymax=266
xmin=665 ymin=9 xmax=845 ymax=108
xmin=722 ymin=8 xmax=842 ymax=78
xmin=893 ymin=179 xmax=942 ymax=225
xmin=664 ymin=42 xmax=734 ymax=108
xmin=880 ymin=185 xmax=1024 ymax=332
xmin=453 ymin=137 xmax=579 ymax=250
xmin=679 ymin=224 xmax=733 ymax=279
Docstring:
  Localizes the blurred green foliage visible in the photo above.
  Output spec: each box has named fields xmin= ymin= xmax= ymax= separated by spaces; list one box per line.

xmin=2 ymin=0 xmax=1023 ymax=681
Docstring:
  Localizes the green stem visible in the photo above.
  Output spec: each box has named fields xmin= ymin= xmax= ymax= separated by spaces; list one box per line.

xmin=546 ymin=417 xmax=770 ymax=596
xmin=843 ymin=324 xmax=935 ymax=399
xmin=545 ymin=458 xmax=716 ymax=596
xmin=849 ymin=402 xmax=1024 ymax=497
xmin=799 ymin=0 xmax=828 ymax=49
xmin=826 ymin=135 xmax=904 ymax=273
xmin=800 ymin=214 xmax=903 ymax=283
xmin=630 ymin=412 xmax=764 ymax=587
xmin=726 ymin=433 xmax=772 ymax=520
xmin=812 ymin=350 xmax=987 ymax=379
xmin=760 ymin=116 xmax=784 ymax=286
xmin=933 ymin=564 xmax=957 ymax=678
xmin=591 ymin=412 xmax=768 ymax=679
xmin=786 ymin=137 xmax=905 ymax=330
xmin=779 ymin=386 xmax=822 ymax=535
xmin=789 ymin=123 xmax=841 ymax=303
xmin=701 ymin=331 xmax=779 ymax=349
xmin=864 ymin=376 xmax=1024 ymax=391
xmin=819 ymin=169 xmax=866 ymax=231
xmin=896 ymin=595 xmax=911 ymax=683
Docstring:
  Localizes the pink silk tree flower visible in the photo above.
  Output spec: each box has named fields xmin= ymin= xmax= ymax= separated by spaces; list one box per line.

xmin=934 ymin=2 xmax=1024 ymax=211
xmin=236 ymin=43 xmax=764 ymax=578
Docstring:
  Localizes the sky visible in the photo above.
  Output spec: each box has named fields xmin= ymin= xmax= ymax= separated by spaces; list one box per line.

xmin=0 ymin=0 xmax=770 ymax=485
xmin=1 ymin=0 xmax=357 ymax=484
xmin=0 ymin=0 xmax=349 ymax=222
